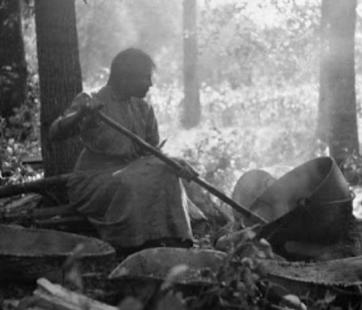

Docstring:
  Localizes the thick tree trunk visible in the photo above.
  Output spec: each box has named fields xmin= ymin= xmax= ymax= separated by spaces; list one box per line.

xmin=181 ymin=0 xmax=201 ymax=129
xmin=0 ymin=0 xmax=27 ymax=118
xmin=35 ymin=0 xmax=83 ymax=176
xmin=317 ymin=0 xmax=358 ymax=163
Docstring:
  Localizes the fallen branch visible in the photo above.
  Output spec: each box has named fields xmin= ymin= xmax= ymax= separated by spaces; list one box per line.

xmin=0 ymin=199 xmax=91 ymax=231
xmin=2 ymin=204 xmax=75 ymax=221
xmin=0 ymin=174 xmax=70 ymax=198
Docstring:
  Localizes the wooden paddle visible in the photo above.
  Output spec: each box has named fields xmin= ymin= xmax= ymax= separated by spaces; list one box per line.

xmin=97 ymin=111 xmax=267 ymax=225
xmin=0 ymin=109 xmax=267 ymax=226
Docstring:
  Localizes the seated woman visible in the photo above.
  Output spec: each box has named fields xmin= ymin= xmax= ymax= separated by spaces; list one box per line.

xmin=49 ymin=48 xmax=195 ymax=252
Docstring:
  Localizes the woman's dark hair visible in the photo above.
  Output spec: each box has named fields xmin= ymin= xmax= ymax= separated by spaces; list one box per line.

xmin=107 ymin=48 xmax=155 ymax=89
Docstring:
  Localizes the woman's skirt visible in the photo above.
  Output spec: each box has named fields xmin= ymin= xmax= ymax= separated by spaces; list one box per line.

xmin=67 ymin=156 xmax=193 ymax=250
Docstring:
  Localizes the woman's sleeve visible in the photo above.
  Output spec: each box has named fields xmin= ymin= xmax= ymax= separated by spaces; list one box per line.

xmin=49 ymin=92 xmax=89 ymax=141
xmin=146 ymin=105 xmax=160 ymax=147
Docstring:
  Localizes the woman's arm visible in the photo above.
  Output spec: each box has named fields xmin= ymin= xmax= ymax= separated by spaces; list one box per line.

xmin=49 ymin=93 xmax=101 ymax=141
xmin=49 ymin=109 xmax=85 ymax=141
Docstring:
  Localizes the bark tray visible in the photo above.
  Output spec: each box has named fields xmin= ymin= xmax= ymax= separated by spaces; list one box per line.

xmin=0 ymin=224 xmax=115 ymax=281
xmin=109 ymin=247 xmax=226 ymax=285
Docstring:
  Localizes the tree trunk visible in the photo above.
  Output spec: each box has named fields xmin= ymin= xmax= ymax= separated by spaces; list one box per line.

xmin=316 ymin=0 xmax=330 ymax=144
xmin=0 ymin=0 xmax=27 ymax=118
xmin=181 ymin=0 xmax=201 ymax=129
xmin=317 ymin=0 xmax=358 ymax=164
xmin=35 ymin=0 xmax=83 ymax=177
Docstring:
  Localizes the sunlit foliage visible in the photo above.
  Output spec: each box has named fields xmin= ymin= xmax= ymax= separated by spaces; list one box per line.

xmin=2 ymin=0 xmax=362 ymax=186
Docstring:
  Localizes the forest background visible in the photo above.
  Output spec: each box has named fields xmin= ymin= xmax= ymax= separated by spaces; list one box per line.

xmin=1 ymin=0 xmax=362 ymax=199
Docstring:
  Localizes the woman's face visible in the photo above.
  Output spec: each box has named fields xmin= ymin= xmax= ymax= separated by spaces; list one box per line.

xmin=120 ymin=70 xmax=153 ymax=99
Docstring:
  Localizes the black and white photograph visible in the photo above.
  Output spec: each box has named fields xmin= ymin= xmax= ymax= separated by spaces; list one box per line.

xmin=1 ymin=0 xmax=362 ymax=309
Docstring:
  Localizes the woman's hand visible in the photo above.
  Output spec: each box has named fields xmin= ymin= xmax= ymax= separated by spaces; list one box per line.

xmin=49 ymin=93 xmax=104 ymax=141
xmin=77 ymin=93 xmax=104 ymax=117
xmin=175 ymin=158 xmax=199 ymax=182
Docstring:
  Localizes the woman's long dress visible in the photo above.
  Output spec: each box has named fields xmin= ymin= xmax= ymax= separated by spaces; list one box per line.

xmin=65 ymin=86 xmax=193 ymax=249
